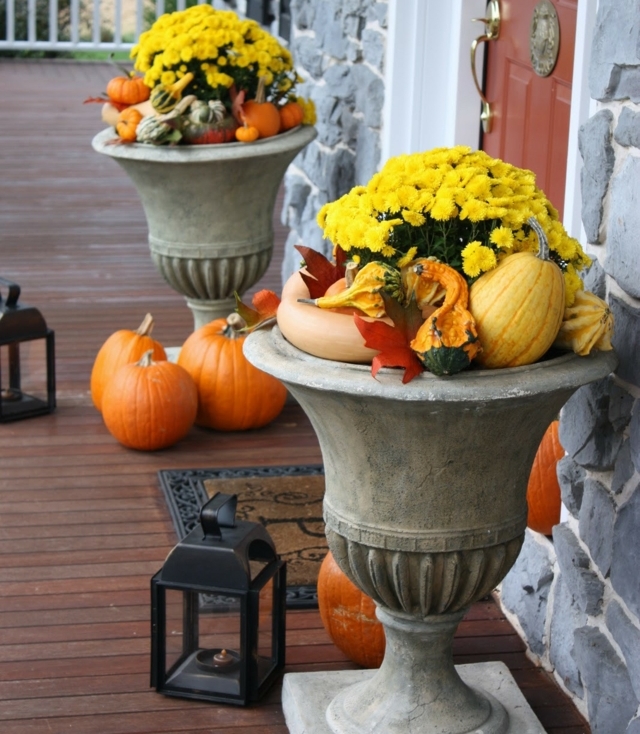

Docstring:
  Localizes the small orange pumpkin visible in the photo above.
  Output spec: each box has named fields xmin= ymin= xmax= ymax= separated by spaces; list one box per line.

xmin=279 ymin=101 xmax=304 ymax=131
xmin=526 ymin=420 xmax=565 ymax=535
xmin=90 ymin=313 xmax=167 ymax=413
xmin=317 ymin=551 xmax=385 ymax=668
xmin=177 ymin=314 xmax=287 ymax=431
xmin=101 ymin=351 xmax=197 ymax=451
xmin=235 ymin=124 xmax=260 ymax=143
xmin=106 ymin=74 xmax=150 ymax=107
xmin=241 ymin=77 xmax=281 ymax=139
xmin=116 ymin=107 xmax=143 ymax=142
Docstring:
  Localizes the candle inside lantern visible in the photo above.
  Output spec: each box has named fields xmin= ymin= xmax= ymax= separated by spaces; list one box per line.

xmin=1 ymin=388 xmax=21 ymax=401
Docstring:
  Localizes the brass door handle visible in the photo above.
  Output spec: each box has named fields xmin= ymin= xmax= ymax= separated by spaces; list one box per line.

xmin=470 ymin=0 xmax=501 ymax=134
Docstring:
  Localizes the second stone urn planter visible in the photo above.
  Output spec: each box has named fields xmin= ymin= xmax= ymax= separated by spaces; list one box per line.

xmin=244 ymin=326 xmax=617 ymax=734
xmin=92 ymin=126 xmax=316 ymax=330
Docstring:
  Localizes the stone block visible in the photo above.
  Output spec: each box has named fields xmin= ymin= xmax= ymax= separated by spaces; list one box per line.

xmin=291 ymin=0 xmax=316 ymax=30
xmin=612 ymin=439 xmax=636 ymax=495
xmin=553 ymin=524 xmax=604 ymax=616
xmin=282 ymin=174 xmax=311 ymax=229
xmin=500 ymin=530 xmax=554 ymax=656
xmin=352 ymin=64 xmax=385 ymax=128
xmin=573 ymin=625 xmax=638 ymax=734
xmin=606 ymin=599 xmax=640 ymax=702
xmin=609 ymin=382 xmax=635 ymax=432
xmin=557 ymin=455 xmax=587 ymax=517
xmin=312 ymin=2 xmax=348 ymax=60
xmin=292 ymin=35 xmax=325 ymax=78
xmin=610 ymin=295 xmax=640 ymax=389
xmin=582 ymin=257 xmax=607 ymax=299
xmin=322 ymin=147 xmax=356 ymax=202
xmin=354 ymin=125 xmax=381 ymax=186
xmin=362 ymin=28 xmax=385 ymax=71
xmin=628 ymin=715 xmax=640 ymax=734
xmin=578 ymin=478 xmax=616 ymax=577
xmin=604 ymin=156 xmax=640 ymax=299
xmin=579 ymin=110 xmax=614 ymax=243
xmin=589 ymin=0 xmax=640 ymax=102
xmin=630 ymin=403 xmax=640 ymax=474
xmin=611 ymin=482 xmax=640 ymax=619
xmin=548 ymin=576 xmax=585 ymax=698
xmin=559 ymin=377 xmax=623 ymax=470
xmin=368 ymin=2 xmax=388 ymax=28
xmin=323 ymin=64 xmax=356 ymax=100
xmin=614 ymin=106 xmax=640 ymax=148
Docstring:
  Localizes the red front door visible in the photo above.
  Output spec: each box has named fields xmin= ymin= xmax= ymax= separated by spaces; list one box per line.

xmin=480 ymin=0 xmax=577 ymax=219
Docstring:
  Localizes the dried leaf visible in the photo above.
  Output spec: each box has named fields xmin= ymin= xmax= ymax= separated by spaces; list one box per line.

xmin=234 ymin=289 xmax=281 ymax=331
xmin=294 ymin=244 xmax=347 ymax=298
xmin=354 ymin=294 xmax=425 ymax=384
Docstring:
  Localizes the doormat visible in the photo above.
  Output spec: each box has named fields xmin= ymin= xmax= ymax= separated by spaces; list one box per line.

xmin=157 ymin=465 xmax=327 ymax=609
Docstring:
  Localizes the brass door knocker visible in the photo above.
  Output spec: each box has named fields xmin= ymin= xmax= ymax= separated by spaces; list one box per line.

xmin=530 ymin=0 xmax=560 ymax=77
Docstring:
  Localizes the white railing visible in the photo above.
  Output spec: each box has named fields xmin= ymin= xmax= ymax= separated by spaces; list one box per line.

xmin=0 ymin=0 xmax=289 ymax=52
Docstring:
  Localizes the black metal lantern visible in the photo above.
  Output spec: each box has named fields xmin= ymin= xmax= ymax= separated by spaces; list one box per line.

xmin=0 ymin=278 xmax=55 ymax=422
xmin=151 ymin=491 xmax=286 ymax=705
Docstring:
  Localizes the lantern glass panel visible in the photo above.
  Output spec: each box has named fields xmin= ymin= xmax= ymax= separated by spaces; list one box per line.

xmin=256 ymin=576 xmax=276 ymax=680
xmin=0 ymin=340 xmax=46 ymax=400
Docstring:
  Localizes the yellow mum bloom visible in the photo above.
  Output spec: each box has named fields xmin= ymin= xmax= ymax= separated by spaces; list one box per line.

xmin=402 ymin=210 xmax=426 ymax=227
xmin=490 ymin=226 xmax=515 ymax=250
xmin=461 ymin=242 xmax=498 ymax=278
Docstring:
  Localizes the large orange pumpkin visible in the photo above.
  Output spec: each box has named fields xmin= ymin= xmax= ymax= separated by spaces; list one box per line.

xmin=317 ymin=551 xmax=385 ymax=669
xmin=177 ymin=315 xmax=288 ymax=431
xmin=526 ymin=420 xmax=565 ymax=535
xmin=90 ymin=313 xmax=167 ymax=413
xmin=101 ymin=351 xmax=198 ymax=451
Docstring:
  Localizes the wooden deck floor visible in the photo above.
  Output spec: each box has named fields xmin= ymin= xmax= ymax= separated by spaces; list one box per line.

xmin=0 ymin=59 xmax=589 ymax=733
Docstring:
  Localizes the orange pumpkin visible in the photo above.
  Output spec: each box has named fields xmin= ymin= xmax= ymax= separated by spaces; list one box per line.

xmin=177 ymin=314 xmax=288 ymax=431
xmin=101 ymin=351 xmax=197 ymax=451
xmin=116 ymin=107 xmax=143 ymax=142
xmin=241 ymin=77 xmax=281 ymax=139
xmin=317 ymin=551 xmax=385 ymax=668
xmin=279 ymin=101 xmax=304 ymax=131
xmin=235 ymin=124 xmax=260 ymax=143
xmin=106 ymin=74 xmax=150 ymax=107
xmin=90 ymin=313 xmax=167 ymax=413
xmin=526 ymin=420 xmax=565 ymax=535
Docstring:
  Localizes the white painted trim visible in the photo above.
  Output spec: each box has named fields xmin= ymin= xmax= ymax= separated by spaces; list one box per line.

xmin=382 ymin=0 xmax=486 ymax=164
xmin=563 ymin=0 xmax=599 ymax=241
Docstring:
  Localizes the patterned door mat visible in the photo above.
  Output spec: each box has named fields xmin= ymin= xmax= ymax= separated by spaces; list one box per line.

xmin=157 ymin=465 xmax=327 ymax=609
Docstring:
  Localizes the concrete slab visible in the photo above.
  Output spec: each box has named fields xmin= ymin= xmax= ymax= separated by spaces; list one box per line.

xmin=282 ymin=662 xmax=546 ymax=734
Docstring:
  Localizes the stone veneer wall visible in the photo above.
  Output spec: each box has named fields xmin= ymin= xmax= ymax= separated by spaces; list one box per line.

xmin=499 ymin=2 xmax=640 ymax=732
xmin=280 ymin=0 xmax=388 ymax=282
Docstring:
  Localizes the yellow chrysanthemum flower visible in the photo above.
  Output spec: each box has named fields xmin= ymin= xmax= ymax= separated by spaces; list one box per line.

xmin=461 ymin=242 xmax=498 ymax=278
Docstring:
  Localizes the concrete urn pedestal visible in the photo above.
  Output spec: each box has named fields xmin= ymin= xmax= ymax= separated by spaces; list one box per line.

xmin=92 ymin=126 xmax=316 ymax=331
xmin=244 ymin=327 xmax=617 ymax=734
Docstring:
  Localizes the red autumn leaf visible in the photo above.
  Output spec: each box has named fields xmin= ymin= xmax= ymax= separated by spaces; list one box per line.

xmin=353 ymin=292 xmax=425 ymax=384
xmin=234 ymin=289 xmax=280 ymax=330
xmin=294 ymin=244 xmax=347 ymax=298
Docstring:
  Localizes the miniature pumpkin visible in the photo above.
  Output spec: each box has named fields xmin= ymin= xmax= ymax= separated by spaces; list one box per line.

xmin=241 ymin=77 xmax=281 ymax=139
xmin=177 ymin=314 xmax=287 ymax=431
xmin=150 ymin=72 xmax=194 ymax=114
xmin=279 ymin=101 xmax=304 ymax=131
xmin=101 ymin=351 xmax=197 ymax=451
xmin=235 ymin=124 xmax=260 ymax=143
xmin=469 ymin=218 xmax=565 ymax=369
xmin=90 ymin=313 xmax=166 ymax=413
xmin=526 ymin=420 xmax=565 ymax=535
xmin=116 ymin=107 xmax=143 ymax=142
xmin=410 ymin=260 xmax=481 ymax=376
xmin=277 ymin=271 xmax=386 ymax=363
xmin=553 ymin=289 xmax=614 ymax=356
xmin=106 ymin=74 xmax=150 ymax=107
xmin=317 ymin=551 xmax=385 ymax=669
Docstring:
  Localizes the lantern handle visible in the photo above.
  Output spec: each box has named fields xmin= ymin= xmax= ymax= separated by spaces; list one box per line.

xmin=0 ymin=277 xmax=20 ymax=308
xmin=200 ymin=492 xmax=238 ymax=540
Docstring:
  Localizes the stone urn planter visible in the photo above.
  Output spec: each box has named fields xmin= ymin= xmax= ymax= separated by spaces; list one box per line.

xmin=244 ymin=326 xmax=617 ymax=734
xmin=92 ymin=126 xmax=316 ymax=330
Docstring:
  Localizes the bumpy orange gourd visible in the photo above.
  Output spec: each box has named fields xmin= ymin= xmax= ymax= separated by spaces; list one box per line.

xmin=101 ymin=351 xmax=197 ymax=451
xmin=279 ymin=101 xmax=304 ymax=131
xmin=90 ymin=313 xmax=167 ymax=413
xmin=177 ymin=314 xmax=287 ymax=431
xmin=469 ymin=219 xmax=565 ymax=368
xmin=116 ymin=107 xmax=143 ymax=142
xmin=106 ymin=74 xmax=150 ymax=107
xmin=526 ymin=420 xmax=565 ymax=535
xmin=317 ymin=551 xmax=385 ymax=669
